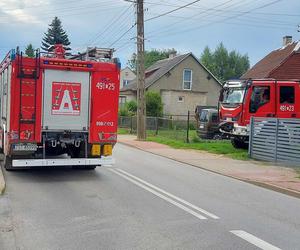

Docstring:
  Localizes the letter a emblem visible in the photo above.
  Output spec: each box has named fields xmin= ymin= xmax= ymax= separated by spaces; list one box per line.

xmin=58 ymin=90 xmax=74 ymax=113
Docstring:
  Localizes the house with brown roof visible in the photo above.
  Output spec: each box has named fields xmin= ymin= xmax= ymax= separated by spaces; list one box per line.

xmin=119 ymin=52 xmax=222 ymax=116
xmin=242 ymin=36 xmax=300 ymax=80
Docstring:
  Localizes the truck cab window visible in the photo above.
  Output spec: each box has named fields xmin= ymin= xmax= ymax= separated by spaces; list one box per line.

xmin=280 ymin=86 xmax=294 ymax=104
xmin=249 ymin=86 xmax=270 ymax=113
xmin=200 ymin=110 xmax=208 ymax=122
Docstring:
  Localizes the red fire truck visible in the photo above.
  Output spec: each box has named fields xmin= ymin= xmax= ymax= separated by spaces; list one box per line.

xmin=0 ymin=45 xmax=120 ymax=170
xmin=219 ymin=79 xmax=300 ymax=148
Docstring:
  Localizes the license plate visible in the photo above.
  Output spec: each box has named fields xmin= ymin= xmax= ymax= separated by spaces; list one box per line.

xmin=13 ymin=144 xmax=37 ymax=151
xmin=200 ymin=124 xmax=204 ymax=129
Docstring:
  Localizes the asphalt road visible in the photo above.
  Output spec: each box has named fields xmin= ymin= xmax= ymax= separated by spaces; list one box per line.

xmin=1 ymin=143 xmax=300 ymax=250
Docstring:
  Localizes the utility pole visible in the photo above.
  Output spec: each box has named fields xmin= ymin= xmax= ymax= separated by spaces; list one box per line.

xmin=136 ymin=0 xmax=146 ymax=140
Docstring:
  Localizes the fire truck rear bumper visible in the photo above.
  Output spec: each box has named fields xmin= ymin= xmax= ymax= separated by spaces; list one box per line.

xmin=12 ymin=157 xmax=115 ymax=167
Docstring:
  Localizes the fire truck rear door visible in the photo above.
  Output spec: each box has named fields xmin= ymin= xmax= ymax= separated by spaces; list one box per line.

xmin=42 ymin=69 xmax=90 ymax=131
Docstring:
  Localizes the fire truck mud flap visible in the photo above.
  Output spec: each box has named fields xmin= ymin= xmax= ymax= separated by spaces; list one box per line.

xmin=11 ymin=157 xmax=115 ymax=167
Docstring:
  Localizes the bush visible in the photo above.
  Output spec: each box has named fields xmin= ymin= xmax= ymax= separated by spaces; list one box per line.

xmin=119 ymin=107 xmax=129 ymax=116
xmin=126 ymin=100 xmax=137 ymax=114
xmin=146 ymin=91 xmax=163 ymax=117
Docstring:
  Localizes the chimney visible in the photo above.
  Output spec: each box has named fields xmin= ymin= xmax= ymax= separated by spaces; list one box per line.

xmin=283 ymin=36 xmax=292 ymax=46
xmin=169 ymin=50 xmax=177 ymax=59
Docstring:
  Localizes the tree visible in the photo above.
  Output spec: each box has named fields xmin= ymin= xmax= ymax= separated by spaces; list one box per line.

xmin=25 ymin=44 xmax=35 ymax=58
xmin=41 ymin=17 xmax=71 ymax=52
xmin=200 ymin=46 xmax=214 ymax=73
xmin=128 ymin=48 xmax=177 ymax=73
xmin=146 ymin=91 xmax=163 ymax=117
xmin=200 ymin=42 xmax=250 ymax=82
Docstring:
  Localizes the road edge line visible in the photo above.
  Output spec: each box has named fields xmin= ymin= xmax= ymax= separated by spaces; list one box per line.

xmin=118 ymin=141 xmax=300 ymax=199
xmin=116 ymin=168 xmax=219 ymax=219
xmin=108 ymin=168 xmax=207 ymax=220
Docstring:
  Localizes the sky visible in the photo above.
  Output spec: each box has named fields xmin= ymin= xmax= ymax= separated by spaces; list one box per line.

xmin=0 ymin=0 xmax=300 ymax=68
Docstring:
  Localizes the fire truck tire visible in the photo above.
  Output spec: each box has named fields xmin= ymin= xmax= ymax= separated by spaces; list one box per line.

xmin=231 ymin=138 xmax=248 ymax=149
xmin=4 ymin=156 xmax=13 ymax=171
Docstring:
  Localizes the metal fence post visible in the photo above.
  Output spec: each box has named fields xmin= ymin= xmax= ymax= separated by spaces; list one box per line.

xmin=248 ymin=116 xmax=254 ymax=158
xmin=186 ymin=110 xmax=190 ymax=143
xmin=130 ymin=116 xmax=133 ymax=134
xmin=274 ymin=118 xmax=279 ymax=162
xmin=155 ymin=117 xmax=159 ymax=135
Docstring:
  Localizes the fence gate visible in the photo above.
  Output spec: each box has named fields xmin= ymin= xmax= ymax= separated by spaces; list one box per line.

xmin=249 ymin=117 xmax=300 ymax=165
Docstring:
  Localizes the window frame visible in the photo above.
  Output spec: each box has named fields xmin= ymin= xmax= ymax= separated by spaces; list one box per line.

xmin=279 ymin=86 xmax=295 ymax=104
xmin=183 ymin=69 xmax=192 ymax=90
xmin=178 ymin=96 xmax=184 ymax=103
xmin=249 ymin=86 xmax=270 ymax=114
xmin=123 ymin=79 xmax=129 ymax=86
xmin=119 ymin=96 xmax=127 ymax=108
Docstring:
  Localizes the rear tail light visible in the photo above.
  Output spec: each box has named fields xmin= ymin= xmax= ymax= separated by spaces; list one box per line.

xmin=102 ymin=144 xmax=113 ymax=156
xmin=91 ymin=144 xmax=101 ymax=156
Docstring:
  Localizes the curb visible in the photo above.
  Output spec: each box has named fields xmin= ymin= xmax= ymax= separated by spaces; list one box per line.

xmin=0 ymin=165 xmax=5 ymax=195
xmin=118 ymin=141 xmax=300 ymax=199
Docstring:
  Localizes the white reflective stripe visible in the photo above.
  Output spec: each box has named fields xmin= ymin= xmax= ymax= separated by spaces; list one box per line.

xmin=116 ymin=168 xmax=219 ymax=219
xmin=109 ymin=168 xmax=207 ymax=220
xmin=230 ymin=230 xmax=281 ymax=250
xmin=12 ymin=157 xmax=115 ymax=167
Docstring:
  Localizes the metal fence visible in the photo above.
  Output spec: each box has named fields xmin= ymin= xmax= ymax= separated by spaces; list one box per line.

xmin=118 ymin=112 xmax=198 ymax=142
xmin=249 ymin=117 xmax=300 ymax=165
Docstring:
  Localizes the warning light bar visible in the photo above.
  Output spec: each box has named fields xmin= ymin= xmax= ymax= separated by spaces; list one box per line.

xmin=43 ymin=60 xmax=93 ymax=69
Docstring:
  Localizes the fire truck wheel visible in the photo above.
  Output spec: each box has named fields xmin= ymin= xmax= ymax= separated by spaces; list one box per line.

xmin=4 ymin=156 xmax=13 ymax=171
xmin=231 ymin=138 xmax=248 ymax=149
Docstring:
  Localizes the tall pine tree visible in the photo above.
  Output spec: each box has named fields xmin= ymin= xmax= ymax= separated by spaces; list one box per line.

xmin=41 ymin=17 xmax=71 ymax=52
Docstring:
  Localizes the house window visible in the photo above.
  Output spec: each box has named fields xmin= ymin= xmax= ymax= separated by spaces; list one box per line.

xmin=280 ymin=86 xmax=294 ymax=104
xmin=119 ymin=96 xmax=127 ymax=108
xmin=123 ymin=80 xmax=129 ymax=86
xmin=183 ymin=69 xmax=192 ymax=90
xmin=178 ymin=96 xmax=184 ymax=103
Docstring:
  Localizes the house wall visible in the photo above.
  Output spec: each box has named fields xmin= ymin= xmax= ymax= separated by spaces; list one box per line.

xmin=270 ymin=53 xmax=300 ymax=79
xmin=161 ymin=90 xmax=207 ymax=117
xmin=148 ymin=55 xmax=221 ymax=115
xmin=120 ymin=67 xmax=136 ymax=89
xmin=119 ymin=90 xmax=136 ymax=109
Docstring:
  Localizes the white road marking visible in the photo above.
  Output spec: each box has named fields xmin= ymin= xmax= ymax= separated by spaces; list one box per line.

xmin=108 ymin=168 xmax=207 ymax=220
xmin=230 ymin=230 xmax=282 ymax=250
xmin=116 ymin=168 xmax=219 ymax=219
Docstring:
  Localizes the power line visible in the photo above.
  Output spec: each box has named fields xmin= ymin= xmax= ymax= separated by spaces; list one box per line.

xmin=0 ymin=2 xmax=124 ymax=22
xmin=100 ymin=10 xmax=135 ymax=47
xmin=86 ymin=3 xmax=134 ymax=46
xmin=147 ymin=0 xmax=286 ymax=40
xmin=146 ymin=0 xmax=236 ymax=36
xmin=145 ymin=0 xmax=202 ymax=22
xmin=109 ymin=24 xmax=136 ymax=48
xmin=145 ymin=1 xmax=300 ymax=17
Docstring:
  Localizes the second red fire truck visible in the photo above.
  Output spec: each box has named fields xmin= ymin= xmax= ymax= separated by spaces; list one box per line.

xmin=219 ymin=79 xmax=300 ymax=148
xmin=0 ymin=45 xmax=120 ymax=170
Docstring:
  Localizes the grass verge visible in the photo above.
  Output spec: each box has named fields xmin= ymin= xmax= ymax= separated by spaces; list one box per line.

xmin=118 ymin=128 xmax=249 ymax=160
